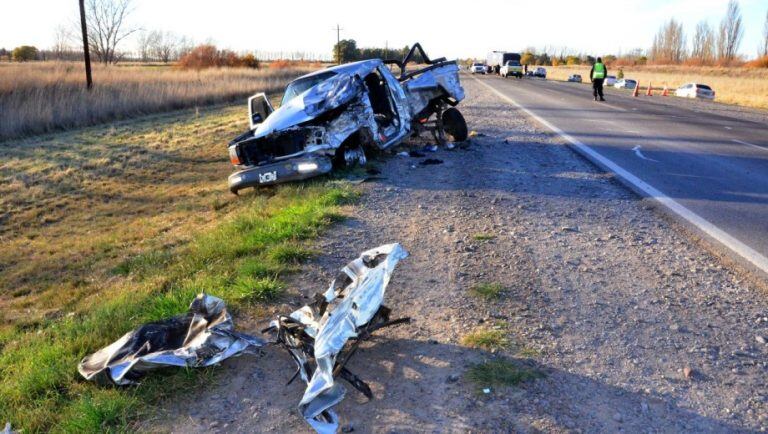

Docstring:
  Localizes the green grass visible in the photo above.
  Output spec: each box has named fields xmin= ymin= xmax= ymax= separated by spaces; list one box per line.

xmin=470 ymin=282 xmax=505 ymax=299
xmin=472 ymin=233 xmax=496 ymax=241
xmin=466 ymin=359 xmax=544 ymax=389
xmin=0 ymin=182 xmax=357 ymax=433
xmin=461 ymin=329 xmax=509 ymax=351
xmin=517 ymin=346 xmax=542 ymax=358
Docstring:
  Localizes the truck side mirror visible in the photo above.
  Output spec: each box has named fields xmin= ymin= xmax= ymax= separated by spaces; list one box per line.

xmin=248 ymin=93 xmax=274 ymax=129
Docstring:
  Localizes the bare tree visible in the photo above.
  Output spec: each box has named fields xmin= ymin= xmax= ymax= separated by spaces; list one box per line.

xmin=650 ymin=19 xmax=686 ymax=64
xmin=716 ymin=0 xmax=744 ymax=62
xmin=761 ymin=9 xmax=768 ymax=57
xmin=150 ymin=31 xmax=180 ymax=63
xmin=136 ymin=30 xmax=159 ymax=62
xmin=83 ymin=0 xmax=137 ymax=64
xmin=52 ymin=25 xmax=74 ymax=57
xmin=175 ymin=35 xmax=194 ymax=59
xmin=691 ymin=21 xmax=715 ymax=64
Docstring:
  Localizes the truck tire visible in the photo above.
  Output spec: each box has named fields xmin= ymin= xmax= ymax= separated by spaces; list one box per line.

xmin=442 ymin=108 xmax=468 ymax=142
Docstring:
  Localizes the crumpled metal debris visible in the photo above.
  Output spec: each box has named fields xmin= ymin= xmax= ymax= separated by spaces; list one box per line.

xmin=78 ymin=294 xmax=264 ymax=385
xmin=266 ymin=243 xmax=409 ymax=434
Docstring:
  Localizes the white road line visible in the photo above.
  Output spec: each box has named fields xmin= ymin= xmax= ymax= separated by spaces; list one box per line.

xmin=601 ymin=103 xmax=627 ymax=112
xmin=733 ymin=139 xmax=766 ymax=151
xmin=473 ymin=76 xmax=768 ymax=275
xmin=632 ymin=145 xmax=659 ymax=162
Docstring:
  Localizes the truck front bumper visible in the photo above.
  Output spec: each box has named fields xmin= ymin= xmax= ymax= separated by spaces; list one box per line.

xmin=228 ymin=155 xmax=333 ymax=193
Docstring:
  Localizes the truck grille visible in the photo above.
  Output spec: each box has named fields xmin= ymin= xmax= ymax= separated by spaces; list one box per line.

xmin=240 ymin=129 xmax=308 ymax=166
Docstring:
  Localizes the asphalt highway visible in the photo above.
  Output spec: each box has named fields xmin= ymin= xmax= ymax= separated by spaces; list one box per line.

xmin=473 ymin=73 xmax=768 ymax=275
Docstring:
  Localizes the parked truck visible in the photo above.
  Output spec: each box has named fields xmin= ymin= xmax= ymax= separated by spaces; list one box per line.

xmin=486 ymin=51 xmax=522 ymax=75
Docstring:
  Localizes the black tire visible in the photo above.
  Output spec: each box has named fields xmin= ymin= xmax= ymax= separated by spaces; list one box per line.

xmin=442 ymin=108 xmax=468 ymax=142
xmin=333 ymin=143 xmax=367 ymax=169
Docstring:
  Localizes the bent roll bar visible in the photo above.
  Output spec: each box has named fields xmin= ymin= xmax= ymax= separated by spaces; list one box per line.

xmin=384 ymin=42 xmax=455 ymax=81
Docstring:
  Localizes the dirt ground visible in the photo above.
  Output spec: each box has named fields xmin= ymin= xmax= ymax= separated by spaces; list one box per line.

xmin=144 ymin=78 xmax=768 ymax=433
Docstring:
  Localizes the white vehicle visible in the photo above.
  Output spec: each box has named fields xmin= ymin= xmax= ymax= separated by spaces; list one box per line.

xmin=469 ymin=63 xmax=487 ymax=74
xmin=675 ymin=83 xmax=715 ymax=100
xmin=604 ymin=75 xmax=617 ymax=86
xmin=500 ymin=60 xmax=523 ymax=78
xmin=567 ymin=74 xmax=582 ymax=83
xmin=227 ymin=43 xmax=467 ymax=191
xmin=533 ymin=67 xmax=547 ymax=78
xmin=614 ymin=79 xmax=638 ymax=90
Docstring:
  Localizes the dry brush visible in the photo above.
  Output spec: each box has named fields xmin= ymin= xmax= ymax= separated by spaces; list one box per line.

xmin=0 ymin=62 xmax=309 ymax=141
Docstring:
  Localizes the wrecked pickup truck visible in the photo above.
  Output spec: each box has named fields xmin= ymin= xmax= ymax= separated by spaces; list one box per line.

xmin=227 ymin=43 xmax=467 ymax=193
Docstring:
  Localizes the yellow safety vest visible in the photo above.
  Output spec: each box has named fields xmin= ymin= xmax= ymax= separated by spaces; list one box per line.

xmin=593 ymin=63 xmax=606 ymax=79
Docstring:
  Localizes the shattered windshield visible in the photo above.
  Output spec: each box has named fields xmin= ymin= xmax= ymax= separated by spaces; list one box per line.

xmin=281 ymin=71 xmax=338 ymax=106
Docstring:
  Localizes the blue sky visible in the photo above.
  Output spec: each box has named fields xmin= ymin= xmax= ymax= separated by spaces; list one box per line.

xmin=1 ymin=0 xmax=766 ymax=59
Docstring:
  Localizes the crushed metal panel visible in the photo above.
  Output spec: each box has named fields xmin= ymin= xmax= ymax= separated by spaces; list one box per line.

xmin=78 ymin=294 xmax=264 ymax=385
xmin=267 ymin=243 xmax=409 ymax=434
xmin=228 ymin=44 xmax=468 ymax=192
xmin=403 ymin=63 xmax=465 ymax=116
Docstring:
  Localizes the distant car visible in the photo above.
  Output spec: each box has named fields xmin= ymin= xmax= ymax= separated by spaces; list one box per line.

xmin=567 ymin=74 xmax=582 ymax=83
xmin=675 ymin=83 xmax=715 ymax=100
xmin=533 ymin=67 xmax=547 ymax=78
xmin=614 ymin=79 xmax=638 ymax=90
xmin=500 ymin=60 xmax=523 ymax=78
xmin=604 ymin=75 xmax=617 ymax=86
xmin=469 ymin=63 xmax=487 ymax=74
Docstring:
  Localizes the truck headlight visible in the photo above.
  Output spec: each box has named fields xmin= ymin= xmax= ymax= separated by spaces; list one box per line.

xmin=296 ymin=162 xmax=318 ymax=173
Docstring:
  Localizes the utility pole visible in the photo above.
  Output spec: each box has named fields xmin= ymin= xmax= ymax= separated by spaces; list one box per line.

xmin=333 ymin=24 xmax=343 ymax=64
xmin=78 ymin=0 xmax=93 ymax=90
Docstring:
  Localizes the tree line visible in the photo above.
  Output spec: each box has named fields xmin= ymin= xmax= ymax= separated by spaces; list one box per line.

xmin=650 ymin=0 xmax=767 ymax=65
xmin=332 ymin=39 xmax=417 ymax=64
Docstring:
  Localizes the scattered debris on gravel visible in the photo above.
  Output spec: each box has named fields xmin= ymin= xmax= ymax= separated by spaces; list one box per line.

xmin=265 ymin=243 xmax=409 ymax=433
xmin=78 ymin=294 xmax=264 ymax=385
xmin=144 ymin=77 xmax=768 ymax=433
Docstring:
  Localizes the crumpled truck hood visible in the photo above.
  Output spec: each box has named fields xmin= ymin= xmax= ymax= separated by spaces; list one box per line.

xmin=253 ymin=94 xmax=314 ymax=138
xmin=253 ymin=72 xmax=364 ymax=140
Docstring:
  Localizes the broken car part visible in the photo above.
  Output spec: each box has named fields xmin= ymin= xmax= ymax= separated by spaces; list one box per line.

xmin=265 ymin=243 xmax=409 ymax=434
xmin=78 ymin=294 xmax=264 ymax=385
xmin=227 ymin=43 xmax=466 ymax=193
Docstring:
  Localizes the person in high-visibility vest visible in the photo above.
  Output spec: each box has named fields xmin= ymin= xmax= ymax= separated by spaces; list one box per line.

xmin=590 ymin=57 xmax=608 ymax=102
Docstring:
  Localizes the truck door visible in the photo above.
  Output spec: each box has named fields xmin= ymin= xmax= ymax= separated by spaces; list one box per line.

xmin=378 ymin=65 xmax=411 ymax=140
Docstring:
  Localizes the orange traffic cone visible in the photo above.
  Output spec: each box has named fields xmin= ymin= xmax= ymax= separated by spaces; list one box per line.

xmin=633 ymin=82 xmax=640 ymax=97
xmin=646 ymin=83 xmax=653 ymax=96
xmin=662 ymin=86 xmax=669 ymax=96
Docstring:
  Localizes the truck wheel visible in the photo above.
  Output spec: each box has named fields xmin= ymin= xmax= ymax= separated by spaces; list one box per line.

xmin=334 ymin=144 xmax=367 ymax=168
xmin=442 ymin=108 xmax=468 ymax=142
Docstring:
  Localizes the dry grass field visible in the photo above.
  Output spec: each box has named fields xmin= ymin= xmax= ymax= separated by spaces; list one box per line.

xmin=0 ymin=101 xmax=355 ymax=431
xmin=0 ymin=62 xmax=309 ymax=141
xmin=546 ymin=65 xmax=768 ymax=110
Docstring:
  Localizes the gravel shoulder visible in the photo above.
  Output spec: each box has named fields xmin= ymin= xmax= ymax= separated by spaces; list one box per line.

xmin=145 ymin=78 xmax=768 ymax=433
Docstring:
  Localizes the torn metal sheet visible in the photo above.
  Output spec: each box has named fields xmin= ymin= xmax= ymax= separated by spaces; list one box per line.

xmin=78 ymin=294 xmax=264 ymax=386
xmin=266 ymin=243 xmax=409 ymax=434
